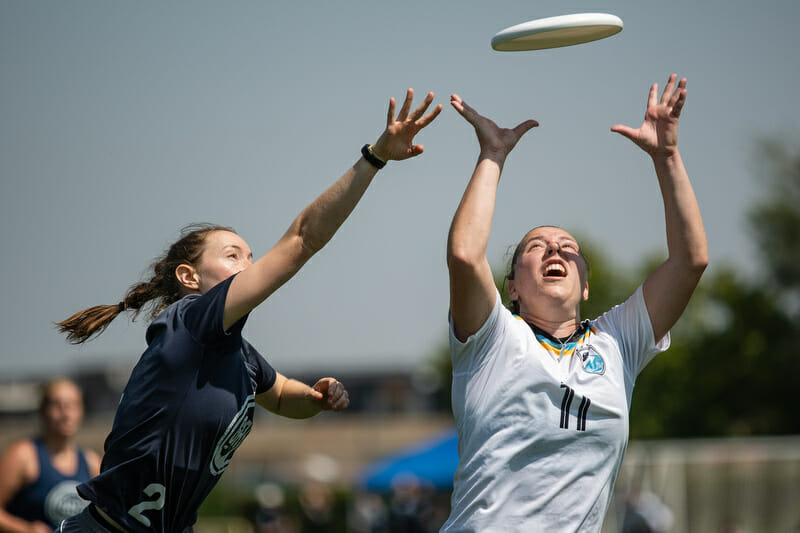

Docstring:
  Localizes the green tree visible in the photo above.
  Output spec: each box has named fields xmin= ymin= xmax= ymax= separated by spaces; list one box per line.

xmin=629 ymin=267 xmax=800 ymax=438
xmin=748 ymin=137 xmax=800 ymax=305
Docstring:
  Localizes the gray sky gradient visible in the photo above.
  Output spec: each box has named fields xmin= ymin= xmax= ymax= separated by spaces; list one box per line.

xmin=2 ymin=1 xmax=798 ymax=378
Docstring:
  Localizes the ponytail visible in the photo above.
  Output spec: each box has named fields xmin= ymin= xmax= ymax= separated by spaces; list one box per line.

xmin=56 ymin=303 xmax=128 ymax=344
xmin=56 ymin=223 xmax=235 ymax=344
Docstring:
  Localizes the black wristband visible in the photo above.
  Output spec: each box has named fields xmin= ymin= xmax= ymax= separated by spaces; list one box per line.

xmin=361 ymin=144 xmax=387 ymax=169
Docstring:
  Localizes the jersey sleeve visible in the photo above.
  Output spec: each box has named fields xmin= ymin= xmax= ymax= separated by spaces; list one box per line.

xmin=596 ymin=284 xmax=670 ymax=379
xmin=448 ymin=289 xmax=508 ymax=375
xmin=242 ymin=340 xmax=277 ymax=394
xmin=181 ymin=276 xmax=246 ymax=345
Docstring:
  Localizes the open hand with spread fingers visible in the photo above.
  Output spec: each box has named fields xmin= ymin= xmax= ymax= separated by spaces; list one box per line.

xmin=370 ymin=89 xmax=443 ymax=162
xmin=450 ymin=94 xmax=538 ymax=160
xmin=611 ymin=73 xmax=687 ymax=158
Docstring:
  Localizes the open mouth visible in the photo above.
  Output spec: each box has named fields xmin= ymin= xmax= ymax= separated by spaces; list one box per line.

xmin=544 ymin=263 xmax=567 ymax=278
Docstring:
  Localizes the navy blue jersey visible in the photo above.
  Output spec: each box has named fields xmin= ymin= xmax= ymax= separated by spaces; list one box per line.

xmin=77 ymin=276 xmax=276 ymax=532
xmin=6 ymin=438 xmax=91 ymax=528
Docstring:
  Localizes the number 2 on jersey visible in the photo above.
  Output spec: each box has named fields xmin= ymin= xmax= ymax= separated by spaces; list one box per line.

xmin=128 ymin=483 xmax=166 ymax=527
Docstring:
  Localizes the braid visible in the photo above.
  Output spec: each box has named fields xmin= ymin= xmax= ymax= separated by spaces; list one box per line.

xmin=56 ymin=223 xmax=236 ymax=344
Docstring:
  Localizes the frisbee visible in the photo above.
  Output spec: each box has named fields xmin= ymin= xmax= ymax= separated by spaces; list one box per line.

xmin=491 ymin=13 xmax=623 ymax=51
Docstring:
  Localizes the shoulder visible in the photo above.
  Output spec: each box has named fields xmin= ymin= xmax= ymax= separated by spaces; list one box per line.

xmin=450 ymin=291 xmax=524 ymax=371
xmin=0 ymin=439 xmax=39 ymax=484
xmin=152 ymin=278 xmax=241 ymax=346
xmin=82 ymin=448 xmax=102 ymax=478
xmin=592 ymin=286 xmax=647 ymax=328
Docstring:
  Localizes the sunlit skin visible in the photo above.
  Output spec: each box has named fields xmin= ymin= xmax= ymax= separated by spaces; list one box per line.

xmin=507 ymin=226 xmax=589 ymax=337
xmin=177 ymin=230 xmax=254 ymax=296
xmin=173 ymin=229 xmax=350 ymax=414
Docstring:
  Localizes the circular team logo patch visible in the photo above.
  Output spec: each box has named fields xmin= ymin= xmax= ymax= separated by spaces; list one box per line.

xmin=45 ymin=480 xmax=89 ymax=524
xmin=577 ymin=345 xmax=606 ymax=375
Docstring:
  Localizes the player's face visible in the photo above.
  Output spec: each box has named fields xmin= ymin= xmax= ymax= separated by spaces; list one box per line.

xmin=41 ymin=381 xmax=83 ymax=439
xmin=194 ymin=230 xmax=254 ymax=294
xmin=508 ymin=226 xmax=589 ymax=312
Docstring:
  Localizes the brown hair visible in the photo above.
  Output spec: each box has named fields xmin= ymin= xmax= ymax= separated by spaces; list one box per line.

xmin=56 ymin=223 xmax=235 ymax=344
xmin=504 ymin=226 xmax=591 ymax=315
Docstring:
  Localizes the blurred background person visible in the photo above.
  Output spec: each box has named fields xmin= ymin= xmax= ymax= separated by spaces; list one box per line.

xmin=0 ymin=378 xmax=101 ymax=532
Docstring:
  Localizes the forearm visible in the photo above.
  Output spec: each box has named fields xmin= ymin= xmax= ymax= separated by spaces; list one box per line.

xmin=653 ymin=150 xmax=708 ymax=272
xmin=447 ymin=153 xmax=505 ymax=265
xmin=290 ymin=157 xmax=379 ymax=258
xmin=272 ymin=378 xmax=323 ymax=419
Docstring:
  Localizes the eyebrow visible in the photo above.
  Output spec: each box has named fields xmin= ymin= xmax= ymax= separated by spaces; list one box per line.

xmin=525 ymin=235 xmax=579 ymax=248
xmin=223 ymin=244 xmax=253 ymax=257
xmin=527 ymin=235 xmax=577 ymax=243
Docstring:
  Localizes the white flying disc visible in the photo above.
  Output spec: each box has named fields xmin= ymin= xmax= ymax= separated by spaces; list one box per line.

xmin=491 ymin=13 xmax=623 ymax=51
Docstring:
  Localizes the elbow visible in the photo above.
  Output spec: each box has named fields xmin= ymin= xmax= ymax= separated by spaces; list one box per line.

xmin=447 ymin=245 xmax=487 ymax=283
xmin=447 ymin=243 xmax=481 ymax=272
xmin=686 ymin=251 xmax=709 ymax=278
xmin=288 ymin=220 xmax=325 ymax=260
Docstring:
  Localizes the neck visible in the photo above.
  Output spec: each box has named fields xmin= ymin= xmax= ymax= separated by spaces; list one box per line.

xmin=518 ymin=308 xmax=581 ymax=339
xmin=41 ymin=433 xmax=74 ymax=454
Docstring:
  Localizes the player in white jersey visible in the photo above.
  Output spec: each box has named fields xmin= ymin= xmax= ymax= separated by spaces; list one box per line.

xmin=443 ymin=74 xmax=708 ymax=531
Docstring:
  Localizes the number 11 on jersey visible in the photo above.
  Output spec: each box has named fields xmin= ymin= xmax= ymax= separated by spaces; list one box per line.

xmin=560 ymin=383 xmax=590 ymax=431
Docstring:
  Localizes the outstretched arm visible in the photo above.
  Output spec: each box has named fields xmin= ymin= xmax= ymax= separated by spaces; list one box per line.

xmin=223 ymin=90 xmax=442 ymax=330
xmin=256 ymin=373 xmax=349 ymax=419
xmin=447 ymin=95 xmax=538 ymax=341
xmin=612 ymin=74 xmax=708 ymax=342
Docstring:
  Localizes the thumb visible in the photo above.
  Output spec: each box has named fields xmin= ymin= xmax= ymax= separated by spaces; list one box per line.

xmin=313 ymin=378 xmax=332 ymax=394
xmin=308 ymin=381 xmax=326 ymax=400
xmin=308 ymin=387 xmax=324 ymax=400
xmin=513 ymin=119 xmax=539 ymax=137
xmin=610 ymin=124 xmax=637 ymax=141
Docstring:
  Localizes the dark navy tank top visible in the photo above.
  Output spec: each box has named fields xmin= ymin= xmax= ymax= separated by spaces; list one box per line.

xmin=5 ymin=438 xmax=91 ymax=528
xmin=77 ymin=275 xmax=276 ymax=533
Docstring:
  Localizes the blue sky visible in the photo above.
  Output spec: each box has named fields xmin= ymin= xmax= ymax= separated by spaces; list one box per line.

xmin=2 ymin=1 xmax=798 ymax=378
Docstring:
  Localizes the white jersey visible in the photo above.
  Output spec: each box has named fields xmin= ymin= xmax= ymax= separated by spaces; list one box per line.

xmin=442 ymin=286 xmax=669 ymax=533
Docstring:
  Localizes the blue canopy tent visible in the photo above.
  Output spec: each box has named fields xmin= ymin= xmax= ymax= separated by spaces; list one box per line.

xmin=360 ymin=427 xmax=459 ymax=491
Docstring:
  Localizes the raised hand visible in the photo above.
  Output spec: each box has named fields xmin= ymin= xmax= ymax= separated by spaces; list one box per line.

xmin=371 ymin=89 xmax=443 ymax=161
xmin=450 ymin=94 xmax=538 ymax=159
xmin=611 ymin=74 xmax=687 ymax=157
